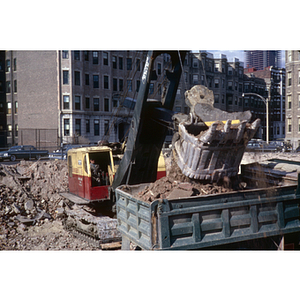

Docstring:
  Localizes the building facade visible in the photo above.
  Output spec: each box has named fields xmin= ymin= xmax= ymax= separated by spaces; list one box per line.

xmin=0 ymin=51 xmax=6 ymax=148
xmin=4 ymin=50 xmax=166 ymax=150
xmin=244 ymin=50 xmax=281 ymax=70
xmin=285 ymin=50 xmax=300 ymax=149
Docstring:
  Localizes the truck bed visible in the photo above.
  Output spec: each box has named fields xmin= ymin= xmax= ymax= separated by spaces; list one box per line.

xmin=116 ymin=181 xmax=300 ymax=250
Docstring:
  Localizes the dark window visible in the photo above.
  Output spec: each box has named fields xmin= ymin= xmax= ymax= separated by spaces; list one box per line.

xmin=104 ymin=98 xmax=109 ymax=112
xmin=112 ymin=56 xmax=117 ymax=69
xmin=63 ymin=95 xmax=70 ymax=109
xmin=93 ymin=98 xmax=99 ymax=111
xmin=75 ymin=119 xmax=81 ymax=135
xmin=64 ymin=119 xmax=70 ymax=136
xmin=85 ymin=97 xmax=90 ymax=109
xmin=92 ymin=51 xmax=99 ymax=64
xmin=93 ymin=75 xmax=99 ymax=88
xmin=103 ymin=52 xmax=108 ymax=65
xmin=6 ymin=60 xmax=10 ymax=72
xmin=127 ymin=80 xmax=132 ymax=92
xmin=136 ymin=59 xmax=141 ymax=71
xmin=14 ymin=80 xmax=17 ymax=93
xmin=119 ymin=57 xmax=123 ymax=70
xmin=86 ymin=119 xmax=90 ymax=133
xmin=127 ymin=58 xmax=132 ymax=70
xmin=63 ymin=70 xmax=69 ymax=84
xmin=149 ymin=83 xmax=154 ymax=94
xmin=75 ymin=71 xmax=80 ymax=85
xmin=119 ymin=79 xmax=123 ymax=91
xmin=104 ymin=75 xmax=109 ymax=89
xmin=75 ymin=96 xmax=81 ymax=110
xmin=85 ymin=74 xmax=89 ymax=85
xmin=74 ymin=51 xmax=80 ymax=60
xmin=136 ymin=80 xmax=140 ymax=92
xmin=157 ymin=63 xmax=161 ymax=75
xmin=62 ymin=51 xmax=69 ymax=59
xmin=94 ymin=120 xmax=99 ymax=136
xmin=113 ymin=78 xmax=118 ymax=91
xmin=84 ymin=51 xmax=89 ymax=61
xmin=13 ymin=58 xmax=17 ymax=71
xmin=6 ymin=81 xmax=11 ymax=93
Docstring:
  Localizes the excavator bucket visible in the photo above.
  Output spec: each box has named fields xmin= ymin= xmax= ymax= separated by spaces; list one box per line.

xmin=173 ymin=85 xmax=260 ymax=181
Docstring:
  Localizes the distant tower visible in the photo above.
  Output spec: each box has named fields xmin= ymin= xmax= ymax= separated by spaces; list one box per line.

xmin=244 ymin=50 xmax=281 ymax=70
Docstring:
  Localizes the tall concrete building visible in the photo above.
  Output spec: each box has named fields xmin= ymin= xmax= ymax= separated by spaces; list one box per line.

xmin=4 ymin=50 xmax=166 ymax=150
xmin=244 ymin=50 xmax=281 ymax=70
xmin=285 ymin=50 xmax=300 ymax=149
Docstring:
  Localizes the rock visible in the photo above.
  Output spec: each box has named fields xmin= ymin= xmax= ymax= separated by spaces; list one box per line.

xmin=24 ymin=199 xmax=35 ymax=211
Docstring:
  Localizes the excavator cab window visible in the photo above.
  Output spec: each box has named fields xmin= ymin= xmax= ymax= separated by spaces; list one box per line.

xmin=89 ymin=151 xmax=112 ymax=187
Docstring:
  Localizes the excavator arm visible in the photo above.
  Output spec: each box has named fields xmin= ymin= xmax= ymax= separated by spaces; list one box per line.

xmin=112 ymin=50 xmax=187 ymax=189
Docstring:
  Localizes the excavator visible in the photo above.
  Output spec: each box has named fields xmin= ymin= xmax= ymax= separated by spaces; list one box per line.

xmin=61 ymin=51 xmax=189 ymax=247
xmin=61 ymin=50 xmax=260 ymax=248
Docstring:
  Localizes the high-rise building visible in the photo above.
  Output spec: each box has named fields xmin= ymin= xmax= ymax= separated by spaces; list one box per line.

xmin=244 ymin=50 xmax=281 ymax=70
xmin=285 ymin=50 xmax=300 ymax=149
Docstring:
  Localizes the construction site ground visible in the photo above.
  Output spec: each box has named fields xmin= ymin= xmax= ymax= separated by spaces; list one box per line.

xmin=1 ymin=151 xmax=300 ymax=251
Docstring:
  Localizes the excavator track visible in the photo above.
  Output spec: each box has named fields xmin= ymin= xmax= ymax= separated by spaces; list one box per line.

xmin=64 ymin=204 xmax=122 ymax=249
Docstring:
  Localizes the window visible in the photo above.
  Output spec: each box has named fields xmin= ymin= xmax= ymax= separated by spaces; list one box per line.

xmin=75 ymin=119 xmax=81 ymax=135
xmin=13 ymin=58 xmax=17 ymax=71
xmin=222 ymin=94 xmax=225 ymax=104
xmin=75 ymin=71 xmax=80 ymax=85
xmin=215 ymin=94 xmax=219 ymax=103
xmin=62 ymin=51 xmax=69 ymax=59
xmin=228 ymin=66 xmax=233 ymax=75
xmin=94 ymin=120 xmax=99 ymax=136
xmin=14 ymin=80 xmax=17 ymax=93
xmin=136 ymin=80 xmax=140 ymax=92
xmin=137 ymin=59 xmax=141 ymax=71
xmin=157 ymin=63 xmax=161 ymax=75
xmin=93 ymin=98 xmax=99 ymax=111
xmin=112 ymin=56 xmax=117 ymax=69
xmin=15 ymin=101 xmax=18 ymax=114
xmin=84 ymin=51 xmax=89 ymax=61
xmin=7 ymin=125 xmax=12 ymax=136
xmin=298 ymin=118 xmax=300 ymax=132
xmin=104 ymin=98 xmax=109 ymax=112
xmin=92 ymin=51 xmax=99 ymax=64
xmin=228 ymin=81 xmax=233 ymax=90
xmin=6 ymin=60 xmax=10 ymax=72
xmin=298 ymin=70 xmax=300 ymax=85
xmin=113 ymin=78 xmax=118 ymax=91
xmin=119 ymin=57 xmax=123 ymax=70
xmin=149 ymin=83 xmax=154 ymax=94
xmin=85 ymin=97 xmax=90 ymax=109
xmin=288 ymin=95 xmax=292 ymax=109
xmin=228 ymin=95 xmax=233 ymax=105
xmin=119 ymin=79 xmax=123 ymax=91
xmin=104 ymin=75 xmax=109 ymax=89
xmin=93 ymin=75 xmax=99 ymax=88
xmin=288 ymin=51 xmax=292 ymax=62
xmin=64 ymin=119 xmax=70 ymax=136
xmin=214 ymin=79 xmax=219 ymax=88
xmin=103 ymin=52 xmax=108 ymax=65
xmin=288 ymin=72 xmax=292 ymax=86
xmin=299 ymin=94 xmax=300 ymax=108
xmin=184 ymin=72 xmax=188 ymax=82
xmin=127 ymin=80 xmax=132 ymax=92
xmin=215 ymin=63 xmax=220 ymax=72
xmin=193 ymin=74 xmax=198 ymax=84
xmin=288 ymin=119 xmax=292 ymax=133
xmin=113 ymin=99 xmax=118 ymax=108
xmin=74 ymin=51 xmax=80 ymax=60
xmin=7 ymin=102 xmax=12 ymax=114
xmin=75 ymin=96 xmax=81 ymax=110
xmin=15 ymin=124 xmax=18 ymax=137
xmin=104 ymin=120 xmax=109 ymax=136
xmin=63 ymin=95 xmax=70 ymax=109
xmin=86 ymin=119 xmax=90 ymax=133
xmin=63 ymin=70 xmax=69 ymax=84
xmin=6 ymin=81 xmax=11 ymax=93
xmin=127 ymin=58 xmax=132 ymax=70
xmin=85 ymin=74 xmax=89 ymax=85
xmin=192 ymin=58 xmax=198 ymax=68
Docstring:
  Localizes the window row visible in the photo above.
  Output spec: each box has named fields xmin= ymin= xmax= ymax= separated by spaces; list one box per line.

xmin=62 ymin=51 xmax=143 ymax=71
xmin=63 ymin=118 xmax=110 ymax=137
xmin=63 ymin=95 xmax=110 ymax=111
xmin=5 ymin=80 xmax=17 ymax=93
xmin=5 ymin=58 xmax=17 ymax=72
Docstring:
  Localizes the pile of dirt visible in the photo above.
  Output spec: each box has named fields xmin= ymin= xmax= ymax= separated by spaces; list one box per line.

xmin=0 ymin=160 xmax=100 ymax=250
